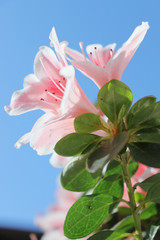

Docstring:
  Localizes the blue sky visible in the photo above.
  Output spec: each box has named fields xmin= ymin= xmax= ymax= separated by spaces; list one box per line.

xmin=1 ymin=0 xmax=160 ymax=231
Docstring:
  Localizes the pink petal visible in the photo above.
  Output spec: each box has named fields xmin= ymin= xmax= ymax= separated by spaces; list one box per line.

xmin=65 ymin=45 xmax=86 ymax=62
xmin=5 ymin=46 xmax=68 ymax=116
xmin=17 ymin=113 xmax=75 ymax=156
xmin=104 ymin=22 xmax=149 ymax=86
xmin=34 ymin=46 xmax=62 ymax=82
xmin=69 ymin=60 xmax=106 ymax=88
xmin=60 ymin=66 xmax=98 ymax=115
xmin=4 ymin=74 xmax=57 ymax=115
xmin=49 ymin=27 xmax=68 ymax=66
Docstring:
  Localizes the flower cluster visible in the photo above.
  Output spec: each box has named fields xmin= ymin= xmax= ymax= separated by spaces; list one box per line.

xmin=5 ymin=22 xmax=149 ymax=168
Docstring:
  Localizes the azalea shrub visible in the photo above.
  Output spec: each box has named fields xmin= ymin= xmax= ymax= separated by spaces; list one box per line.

xmin=5 ymin=22 xmax=160 ymax=240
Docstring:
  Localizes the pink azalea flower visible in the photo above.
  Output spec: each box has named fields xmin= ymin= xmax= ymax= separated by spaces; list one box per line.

xmin=64 ymin=22 xmax=149 ymax=88
xmin=35 ymin=178 xmax=88 ymax=240
xmin=5 ymin=28 xmax=98 ymax=167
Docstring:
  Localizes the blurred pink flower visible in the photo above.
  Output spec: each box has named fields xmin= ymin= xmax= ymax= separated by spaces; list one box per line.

xmin=5 ymin=28 xmax=97 ymax=167
xmin=35 ymin=179 xmax=88 ymax=240
xmin=64 ymin=22 xmax=149 ymax=88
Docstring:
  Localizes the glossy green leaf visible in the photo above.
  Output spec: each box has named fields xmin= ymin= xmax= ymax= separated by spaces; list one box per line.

xmin=117 ymin=105 xmax=126 ymax=131
xmin=87 ymin=230 xmax=134 ymax=240
xmin=87 ymin=132 xmax=129 ymax=172
xmin=141 ymin=202 xmax=158 ymax=220
xmin=127 ymin=96 xmax=156 ymax=128
xmin=127 ymin=101 xmax=160 ymax=130
xmin=129 ymin=142 xmax=160 ymax=168
xmin=138 ymin=173 xmax=160 ymax=192
xmin=61 ymin=155 xmax=99 ymax=192
xmin=105 ymin=157 xmax=138 ymax=178
xmin=74 ymin=113 xmax=104 ymax=133
xmin=145 ymin=225 xmax=159 ymax=240
xmin=64 ymin=193 xmax=117 ymax=239
xmin=93 ymin=174 xmax=124 ymax=199
xmin=54 ymin=133 xmax=101 ymax=156
xmin=97 ymin=79 xmax=133 ymax=123
xmin=146 ymin=182 xmax=160 ymax=203
xmin=133 ymin=128 xmax=160 ymax=144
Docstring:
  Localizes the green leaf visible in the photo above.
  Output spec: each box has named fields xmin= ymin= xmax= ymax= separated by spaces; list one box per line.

xmin=138 ymin=173 xmax=160 ymax=192
xmin=74 ymin=113 xmax=105 ymax=133
xmin=128 ymin=160 xmax=139 ymax=177
xmin=105 ymin=160 xmax=122 ymax=177
xmin=133 ymin=128 xmax=160 ymax=144
xmin=146 ymin=182 xmax=160 ymax=203
xmin=93 ymin=174 xmax=124 ymax=199
xmin=127 ymin=101 xmax=160 ymax=130
xmin=104 ymin=158 xmax=138 ymax=178
xmin=134 ymin=192 xmax=145 ymax=203
xmin=118 ymin=207 xmax=131 ymax=216
xmin=87 ymin=230 xmax=134 ymax=240
xmin=87 ymin=132 xmax=129 ymax=173
xmin=97 ymin=79 xmax=133 ymax=123
xmin=54 ymin=133 xmax=101 ymax=156
xmin=117 ymin=105 xmax=126 ymax=131
xmin=114 ymin=216 xmax=134 ymax=233
xmin=61 ymin=155 xmax=99 ymax=192
xmin=64 ymin=193 xmax=117 ymax=239
xmin=127 ymin=96 xmax=156 ymax=128
xmin=129 ymin=142 xmax=160 ymax=168
xmin=145 ymin=225 xmax=159 ymax=240
xmin=141 ymin=202 xmax=158 ymax=220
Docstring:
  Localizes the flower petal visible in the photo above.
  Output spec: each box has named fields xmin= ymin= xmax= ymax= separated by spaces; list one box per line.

xmin=4 ymin=74 xmax=57 ymax=115
xmin=34 ymin=46 xmax=62 ymax=82
xmin=105 ymin=22 xmax=149 ymax=84
xmin=49 ymin=151 xmax=70 ymax=168
xmin=49 ymin=27 xmax=68 ymax=66
xmin=15 ymin=132 xmax=31 ymax=149
xmin=24 ymin=113 xmax=75 ymax=156
xmin=69 ymin=60 xmax=106 ymax=88
xmin=65 ymin=45 xmax=86 ymax=62
xmin=60 ymin=65 xmax=98 ymax=115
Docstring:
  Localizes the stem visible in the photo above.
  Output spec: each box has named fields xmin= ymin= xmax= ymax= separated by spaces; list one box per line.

xmin=121 ymin=156 xmax=143 ymax=240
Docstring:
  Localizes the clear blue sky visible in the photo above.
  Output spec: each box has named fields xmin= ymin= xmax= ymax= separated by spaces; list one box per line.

xmin=1 ymin=0 xmax=160 ymax=231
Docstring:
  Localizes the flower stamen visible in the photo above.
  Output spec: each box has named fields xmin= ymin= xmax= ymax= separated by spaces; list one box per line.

xmin=46 ymin=90 xmax=62 ymax=101
xmin=110 ymin=49 xmax=113 ymax=57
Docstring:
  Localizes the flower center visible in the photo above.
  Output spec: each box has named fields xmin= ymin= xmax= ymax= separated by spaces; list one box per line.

xmin=39 ymin=57 xmax=67 ymax=106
